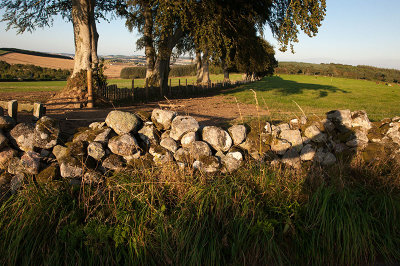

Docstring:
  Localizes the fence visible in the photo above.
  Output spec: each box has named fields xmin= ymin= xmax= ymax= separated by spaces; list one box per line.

xmin=96 ymin=78 xmax=254 ymax=103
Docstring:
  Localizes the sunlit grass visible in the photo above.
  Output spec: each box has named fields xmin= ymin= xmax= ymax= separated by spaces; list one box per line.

xmin=225 ymin=74 xmax=400 ymax=121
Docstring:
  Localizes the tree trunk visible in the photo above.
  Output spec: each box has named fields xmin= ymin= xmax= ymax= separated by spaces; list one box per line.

xmin=196 ymin=50 xmax=203 ymax=84
xmin=71 ymin=0 xmax=98 ymax=77
xmin=143 ymin=2 xmax=156 ymax=87
xmin=196 ymin=49 xmax=210 ymax=85
xmin=221 ymin=57 xmax=230 ymax=82
xmin=201 ymin=49 xmax=210 ymax=85
xmin=152 ymin=27 xmax=184 ymax=95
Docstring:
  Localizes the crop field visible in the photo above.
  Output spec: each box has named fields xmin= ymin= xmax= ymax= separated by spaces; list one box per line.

xmin=225 ymin=74 xmax=400 ymax=121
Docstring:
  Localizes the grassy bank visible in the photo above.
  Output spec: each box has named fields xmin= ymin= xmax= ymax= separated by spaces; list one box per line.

xmin=0 ymin=157 xmax=400 ymax=265
xmin=226 ymin=74 xmax=400 ymax=121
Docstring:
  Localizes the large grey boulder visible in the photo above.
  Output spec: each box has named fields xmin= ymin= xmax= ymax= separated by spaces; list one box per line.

xmin=151 ymin=109 xmax=177 ymax=130
xmin=304 ymin=125 xmax=327 ymax=143
xmin=351 ymin=110 xmax=372 ymax=130
xmin=386 ymin=123 xmax=400 ymax=145
xmin=189 ymin=141 xmax=212 ymax=160
xmin=202 ymin=126 xmax=232 ymax=152
xmin=149 ymin=145 xmax=174 ymax=164
xmin=282 ymin=149 xmax=301 ymax=169
xmin=108 ymin=134 xmax=140 ymax=157
xmin=105 ymin=110 xmax=141 ymax=135
xmin=21 ymin=151 xmax=41 ymax=174
xmin=87 ymin=142 xmax=106 ymax=160
xmin=7 ymin=157 xmax=24 ymax=175
xmin=60 ymin=159 xmax=84 ymax=178
xmin=170 ymin=116 xmax=199 ymax=141
xmin=193 ymin=156 xmax=220 ymax=173
xmin=10 ymin=123 xmax=35 ymax=151
xmin=174 ymin=148 xmax=191 ymax=163
xmin=271 ymin=139 xmax=291 ymax=155
xmin=228 ymin=125 xmax=247 ymax=145
xmin=300 ymin=144 xmax=316 ymax=161
xmin=0 ymin=132 xmax=8 ymax=149
xmin=346 ymin=129 xmax=368 ymax=148
xmin=160 ymin=137 xmax=178 ymax=153
xmin=10 ymin=173 xmax=24 ymax=193
xmin=181 ymin=132 xmax=198 ymax=148
xmin=314 ymin=149 xmax=336 ymax=166
xmin=138 ymin=123 xmax=159 ymax=145
xmin=102 ymin=154 xmax=125 ymax=171
xmin=0 ymin=116 xmax=15 ymax=130
xmin=94 ymin=128 xmax=113 ymax=143
xmin=327 ymin=109 xmax=352 ymax=130
xmin=221 ymin=151 xmax=243 ymax=173
xmin=52 ymin=145 xmax=68 ymax=162
xmin=0 ymin=147 xmax=17 ymax=169
xmin=279 ymin=129 xmax=303 ymax=152
xmin=34 ymin=116 xmax=60 ymax=149
xmin=89 ymin=122 xmax=106 ymax=130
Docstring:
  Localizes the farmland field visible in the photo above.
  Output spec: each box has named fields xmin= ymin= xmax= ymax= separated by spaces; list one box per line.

xmin=1 ymin=74 xmax=399 ymax=121
xmin=225 ymin=74 xmax=400 ymax=121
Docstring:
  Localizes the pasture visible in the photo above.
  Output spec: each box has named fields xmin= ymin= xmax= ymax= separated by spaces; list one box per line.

xmin=0 ymin=74 xmax=399 ymax=121
xmin=226 ymin=74 xmax=400 ymax=121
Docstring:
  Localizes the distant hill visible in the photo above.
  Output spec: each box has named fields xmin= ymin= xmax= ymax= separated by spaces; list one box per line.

xmin=275 ymin=61 xmax=400 ymax=83
xmin=0 ymin=48 xmax=73 ymax=60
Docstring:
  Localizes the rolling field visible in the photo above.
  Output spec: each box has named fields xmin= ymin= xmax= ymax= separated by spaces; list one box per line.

xmin=0 ymin=74 xmax=243 ymax=93
xmin=1 ymin=74 xmax=399 ymax=121
xmin=225 ymin=74 xmax=400 ymax=121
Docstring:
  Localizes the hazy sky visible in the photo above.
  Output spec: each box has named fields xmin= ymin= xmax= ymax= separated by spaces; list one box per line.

xmin=1 ymin=0 xmax=399 ymax=69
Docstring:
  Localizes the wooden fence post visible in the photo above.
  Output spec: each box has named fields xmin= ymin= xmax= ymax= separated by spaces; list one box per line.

xmin=87 ymin=69 xmax=94 ymax=108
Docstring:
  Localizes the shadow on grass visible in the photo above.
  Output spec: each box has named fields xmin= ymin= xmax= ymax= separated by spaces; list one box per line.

xmin=224 ymin=76 xmax=348 ymax=97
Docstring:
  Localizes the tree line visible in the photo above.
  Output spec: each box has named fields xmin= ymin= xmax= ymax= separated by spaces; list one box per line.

xmin=1 ymin=0 xmax=327 ymax=93
xmin=0 ymin=60 xmax=71 ymax=81
xmin=276 ymin=62 xmax=400 ymax=83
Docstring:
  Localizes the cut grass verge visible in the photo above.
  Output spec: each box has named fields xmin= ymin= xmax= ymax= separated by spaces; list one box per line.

xmin=0 ymin=157 xmax=399 ymax=265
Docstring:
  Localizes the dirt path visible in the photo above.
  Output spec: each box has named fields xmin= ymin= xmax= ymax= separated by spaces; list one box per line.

xmin=8 ymin=95 xmax=267 ymax=136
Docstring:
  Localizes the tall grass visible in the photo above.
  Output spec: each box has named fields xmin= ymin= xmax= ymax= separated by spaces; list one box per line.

xmin=0 ymin=158 xmax=399 ymax=265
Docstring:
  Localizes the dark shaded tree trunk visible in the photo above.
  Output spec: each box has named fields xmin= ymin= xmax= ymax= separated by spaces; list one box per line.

xmin=143 ymin=2 xmax=156 ymax=87
xmin=221 ymin=57 xmax=230 ymax=82
xmin=71 ymin=0 xmax=98 ymax=77
xmin=150 ymin=27 xmax=184 ymax=95
xmin=196 ymin=49 xmax=210 ymax=85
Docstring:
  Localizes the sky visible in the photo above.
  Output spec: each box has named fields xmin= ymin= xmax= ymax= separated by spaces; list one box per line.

xmin=0 ymin=0 xmax=399 ymax=69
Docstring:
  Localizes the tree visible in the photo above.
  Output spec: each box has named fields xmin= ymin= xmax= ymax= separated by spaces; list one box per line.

xmin=124 ymin=0 xmax=326 ymax=92
xmin=0 ymin=0 xmax=120 ymax=78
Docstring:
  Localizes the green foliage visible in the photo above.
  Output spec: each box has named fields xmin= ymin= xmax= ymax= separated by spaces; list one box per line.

xmin=120 ymin=67 xmax=146 ymax=79
xmin=0 ymin=158 xmax=399 ymax=264
xmin=276 ymin=62 xmax=400 ymax=83
xmin=0 ymin=60 xmax=71 ymax=81
xmin=120 ymin=65 xmax=224 ymax=79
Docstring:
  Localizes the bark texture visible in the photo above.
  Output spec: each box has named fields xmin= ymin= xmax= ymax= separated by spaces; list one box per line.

xmin=196 ymin=49 xmax=211 ymax=85
xmin=71 ymin=0 xmax=98 ymax=77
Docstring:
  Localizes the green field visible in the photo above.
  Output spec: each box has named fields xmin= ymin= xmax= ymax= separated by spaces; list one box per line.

xmin=226 ymin=74 xmax=400 ymax=121
xmin=0 ymin=73 xmax=243 ymax=93
xmin=1 ymin=74 xmax=399 ymax=121
xmin=0 ymin=80 xmax=67 ymax=92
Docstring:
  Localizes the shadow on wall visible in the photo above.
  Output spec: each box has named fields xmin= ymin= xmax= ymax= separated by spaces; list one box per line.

xmin=225 ymin=76 xmax=348 ymax=97
xmin=251 ymin=109 xmax=380 ymax=170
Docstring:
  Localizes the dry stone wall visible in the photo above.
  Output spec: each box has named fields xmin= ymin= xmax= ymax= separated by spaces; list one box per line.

xmin=1 ymin=108 xmax=400 ymax=193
